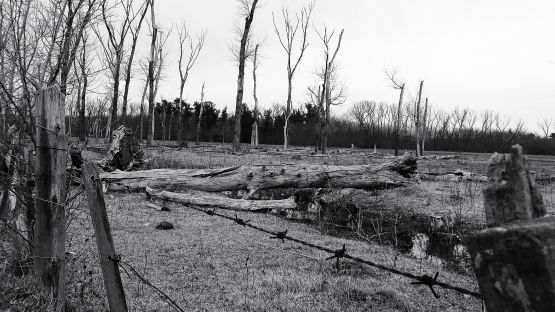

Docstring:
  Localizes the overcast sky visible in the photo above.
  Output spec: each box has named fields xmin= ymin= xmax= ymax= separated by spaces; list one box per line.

xmin=124 ymin=0 xmax=555 ymax=134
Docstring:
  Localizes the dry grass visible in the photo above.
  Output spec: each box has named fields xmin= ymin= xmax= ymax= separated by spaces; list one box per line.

xmin=63 ymin=192 xmax=481 ymax=311
xmin=4 ymin=142 xmax=553 ymax=311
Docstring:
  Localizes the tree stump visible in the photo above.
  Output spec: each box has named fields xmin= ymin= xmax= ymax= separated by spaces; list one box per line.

xmin=99 ymin=126 xmax=144 ymax=171
xmin=469 ymin=145 xmax=554 ymax=312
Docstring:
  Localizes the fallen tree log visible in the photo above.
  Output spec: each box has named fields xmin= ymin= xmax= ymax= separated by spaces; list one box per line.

xmin=419 ymin=155 xmax=461 ymax=161
xmin=417 ymin=170 xmax=488 ymax=182
xmin=145 ymin=187 xmax=297 ymax=211
xmin=100 ymin=152 xmax=417 ymax=192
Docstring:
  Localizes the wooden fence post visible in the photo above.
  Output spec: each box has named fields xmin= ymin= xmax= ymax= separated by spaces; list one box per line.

xmin=34 ymin=86 xmax=67 ymax=311
xmin=469 ymin=145 xmax=555 ymax=312
xmin=82 ymin=162 xmax=128 ymax=312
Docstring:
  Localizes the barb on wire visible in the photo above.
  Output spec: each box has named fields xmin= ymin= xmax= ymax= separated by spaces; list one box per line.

xmin=156 ymin=197 xmax=483 ymax=300
xmin=412 ymin=272 xmax=440 ymax=298
xmin=326 ymin=244 xmax=346 ymax=270
xmin=234 ymin=214 xmax=250 ymax=226
xmin=270 ymin=230 xmax=288 ymax=242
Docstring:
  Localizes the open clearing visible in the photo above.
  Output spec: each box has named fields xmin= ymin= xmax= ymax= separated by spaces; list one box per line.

xmin=46 ymin=141 xmax=551 ymax=311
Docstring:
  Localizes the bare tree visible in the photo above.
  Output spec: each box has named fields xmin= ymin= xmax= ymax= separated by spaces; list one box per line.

xmin=414 ymin=80 xmax=424 ymax=156
xmin=251 ymin=43 xmax=260 ymax=146
xmin=77 ymin=32 xmax=94 ymax=141
xmin=420 ymin=98 xmax=428 ymax=155
xmin=385 ymin=70 xmax=405 ymax=156
xmin=146 ymin=0 xmax=158 ymax=146
xmin=121 ymin=0 xmax=150 ymax=123
xmin=195 ymin=82 xmax=205 ymax=145
xmin=154 ymin=30 xmax=170 ymax=141
xmin=272 ymin=2 xmax=314 ymax=149
xmin=177 ymin=22 xmax=206 ymax=143
xmin=96 ymin=0 xmax=138 ymax=140
xmin=232 ymin=0 xmax=259 ymax=152
xmin=316 ymin=26 xmax=344 ymax=153
xmin=538 ymin=118 xmax=553 ymax=138
xmin=138 ymin=62 xmax=148 ymax=141
xmin=349 ymin=100 xmax=369 ymax=132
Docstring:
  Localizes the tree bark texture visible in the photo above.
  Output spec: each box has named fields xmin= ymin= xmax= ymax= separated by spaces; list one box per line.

xmin=34 ymin=86 xmax=67 ymax=312
xmin=100 ymin=152 xmax=416 ymax=192
xmin=233 ymin=0 xmax=258 ymax=152
xmin=394 ymin=83 xmax=404 ymax=156
xmin=145 ymin=187 xmax=297 ymax=211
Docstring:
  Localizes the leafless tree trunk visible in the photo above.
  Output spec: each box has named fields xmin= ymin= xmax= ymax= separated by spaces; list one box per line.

xmin=139 ymin=77 xmax=147 ymax=141
xmin=272 ymin=2 xmax=314 ymax=150
xmin=161 ymin=99 xmax=166 ymax=140
xmin=146 ymin=0 xmax=157 ymax=146
xmin=97 ymin=0 xmax=135 ymax=140
xmin=251 ymin=44 xmax=259 ymax=146
xmin=316 ymin=27 xmax=344 ymax=154
xmin=122 ymin=0 xmax=150 ymax=124
xmin=233 ymin=0 xmax=259 ymax=152
xmin=78 ymin=34 xmax=89 ymax=141
xmin=385 ymin=70 xmax=405 ymax=156
xmin=177 ymin=23 xmax=206 ymax=143
xmin=195 ymin=82 xmax=205 ymax=145
xmin=414 ymin=80 xmax=424 ymax=157
xmin=420 ymin=98 xmax=428 ymax=156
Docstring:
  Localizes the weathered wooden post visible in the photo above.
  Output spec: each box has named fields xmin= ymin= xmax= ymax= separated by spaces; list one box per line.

xmin=82 ymin=162 xmax=128 ymax=312
xmin=34 ymin=86 xmax=67 ymax=311
xmin=469 ymin=145 xmax=555 ymax=312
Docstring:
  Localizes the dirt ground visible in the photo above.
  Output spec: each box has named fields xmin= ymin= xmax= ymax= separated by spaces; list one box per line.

xmin=3 ymin=141 xmax=554 ymax=311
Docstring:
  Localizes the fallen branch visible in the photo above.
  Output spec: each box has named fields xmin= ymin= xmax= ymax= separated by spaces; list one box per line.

xmin=145 ymin=187 xmax=297 ymax=211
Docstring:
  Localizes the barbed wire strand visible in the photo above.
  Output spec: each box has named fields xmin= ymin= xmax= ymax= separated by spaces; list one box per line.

xmin=158 ymin=198 xmax=483 ymax=300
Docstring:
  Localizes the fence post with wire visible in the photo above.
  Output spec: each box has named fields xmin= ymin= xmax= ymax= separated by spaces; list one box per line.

xmin=469 ymin=145 xmax=555 ymax=312
xmin=83 ymin=162 xmax=128 ymax=312
xmin=33 ymin=85 xmax=68 ymax=311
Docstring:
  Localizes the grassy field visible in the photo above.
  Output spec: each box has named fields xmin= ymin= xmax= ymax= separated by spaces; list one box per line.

xmin=3 ymin=140 xmax=554 ymax=311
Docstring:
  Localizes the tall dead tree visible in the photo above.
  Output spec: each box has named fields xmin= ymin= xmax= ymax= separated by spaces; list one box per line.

xmin=195 ymin=82 xmax=205 ymax=145
xmin=146 ymin=0 xmax=158 ymax=146
xmin=232 ymin=0 xmax=259 ymax=152
xmin=420 ymin=98 xmax=428 ymax=155
xmin=272 ymin=2 xmax=314 ymax=150
xmin=316 ymin=27 xmax=344 ymax=154
xmin=121 ymin=0 xmax=150 ymax=123
xmin=77 ymin=35 xmax=88 ymax=141
xmin=414 ymin=80 xmax=424 ymax=157
xmin=177 ymin=22 xmax=206 ymax=143
xmin=251 ymin=44 xmax=260 ymax=147
xmin=138 ymin=62 xmax=148 ymax=141
xmin=97 ymin=0 xmax=136 ymax=140
xmin=385 ymin=70 xmax=405 ymax=156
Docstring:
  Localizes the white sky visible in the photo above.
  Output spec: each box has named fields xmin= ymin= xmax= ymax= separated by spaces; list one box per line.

xmin=123 ymin=0 xmax=555 ymax=134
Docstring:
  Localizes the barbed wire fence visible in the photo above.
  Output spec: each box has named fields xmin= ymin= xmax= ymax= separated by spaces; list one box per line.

xmin=95 ymin=188 xmax=483 ymax=312
xmin=99 ymin=195 xmax=483 ymax=312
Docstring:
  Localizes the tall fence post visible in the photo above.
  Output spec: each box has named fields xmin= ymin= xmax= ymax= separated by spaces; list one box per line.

xmin=82 ymin=162 xmax=128 ymax=312
xmin=469 ymin=145 xmax=555 ymax=311
xmin=34 ymin=86 xmax=67 ymax=311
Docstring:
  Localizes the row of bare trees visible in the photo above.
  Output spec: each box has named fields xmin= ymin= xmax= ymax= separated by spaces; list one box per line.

xmin=347 ymin=98 xmax=528 ymax=154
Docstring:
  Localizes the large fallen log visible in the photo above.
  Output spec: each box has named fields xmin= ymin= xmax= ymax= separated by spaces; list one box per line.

xmin=100 ymin=152 xmax=417 ymax=192
xmin=145 ymin=187 xmax=297 ymax=211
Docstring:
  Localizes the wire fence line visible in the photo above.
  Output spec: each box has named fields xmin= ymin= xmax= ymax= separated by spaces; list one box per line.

xmin=147 ymin=193 xmax=483 ymax=300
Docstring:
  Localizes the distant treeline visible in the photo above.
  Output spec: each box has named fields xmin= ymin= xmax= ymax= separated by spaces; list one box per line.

xmin=66 ymin=98 xmax=555 ymax=155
